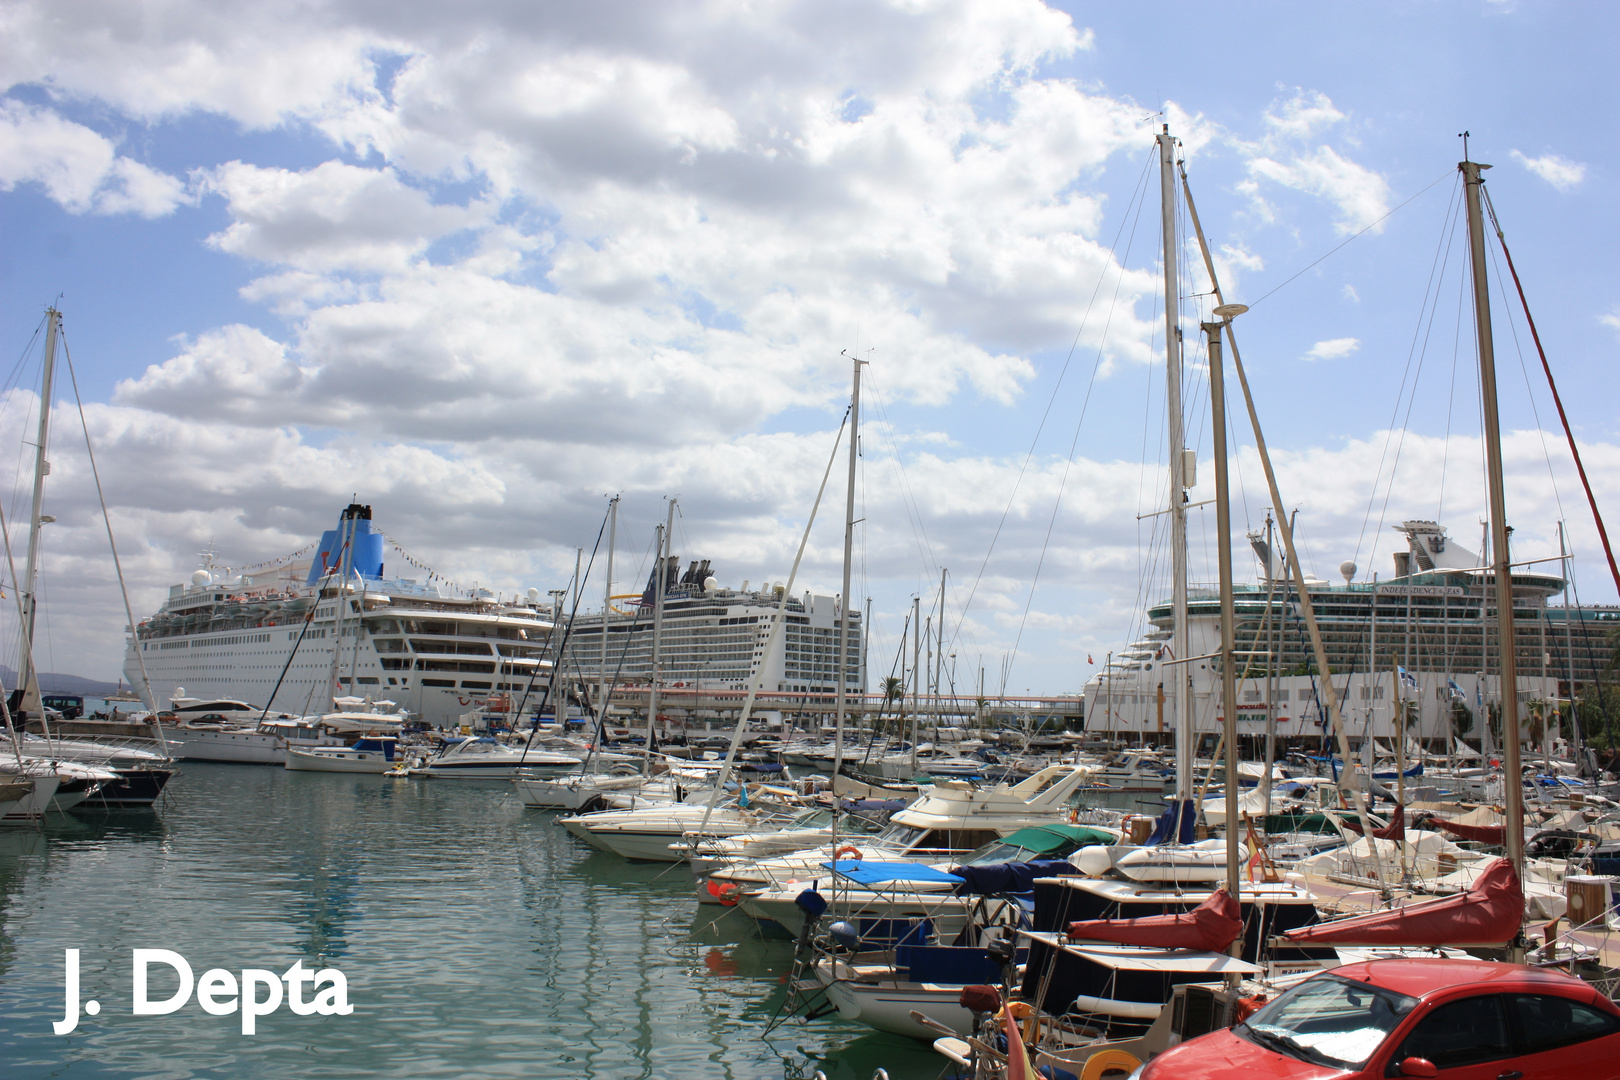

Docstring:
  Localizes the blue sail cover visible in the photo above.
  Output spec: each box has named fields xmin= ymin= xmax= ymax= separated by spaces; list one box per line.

xmin=1146 ymin=799 xmax=1198 ymax=845
xmin=951 ymin=859 xmax=1077 ymax=895
xmin=306 ymin=505 xmax=385 ymax=585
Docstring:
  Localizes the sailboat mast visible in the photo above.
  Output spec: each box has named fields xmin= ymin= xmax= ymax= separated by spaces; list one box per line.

xmin=19 ymin=308 xmax=60 ymax=706
xmin=834 ymin=358 xmax=861 ymax=778
xmin=601 ymin=495 xmax=618 ymax=727
xmin=647 ymin=501 xmax=674 ymax=768
xmin=1462 ymin=157 xmax=1525 ymax=885
xmin=1158 ymin=126 xmax=1192 ymax=801
xmin=1205 ymin=313 xmax=1243 ymax=902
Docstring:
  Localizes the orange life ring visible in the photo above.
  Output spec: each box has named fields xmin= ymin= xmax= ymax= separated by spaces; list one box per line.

xmin=1079 ymin=1049 xmax=1142 ymax=1080
xmin=833 ymin=845 xmax=863 ymax=861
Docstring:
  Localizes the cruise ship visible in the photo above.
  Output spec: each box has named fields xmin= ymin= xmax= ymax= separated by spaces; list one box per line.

xmin=1084 ymin=519 xmax=1618 ymax=746
xmin=559 ymin=556 xmax=865 ymax=696
xmin=125 ymin=505 xmax=554 ymax=729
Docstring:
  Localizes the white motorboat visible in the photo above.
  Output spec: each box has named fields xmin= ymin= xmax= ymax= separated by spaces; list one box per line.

xmin=0 ymin=773 xmax=60 ymax=822
xmin=285 ymin=737 xmax=398 ymax=774
xmin=511 ymin=768 xmax=652 ymax=810
xmin=414 ymin=735 xmax=581 ymax=780
xmin=702 ymin=763 xmax=1103 ymax=901
xmin=559 ymin=788 xmax=799 ymax=861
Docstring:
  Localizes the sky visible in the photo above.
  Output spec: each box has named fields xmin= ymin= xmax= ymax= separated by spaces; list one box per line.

xmin=0 ymin=0 xmax=1615 ymax=694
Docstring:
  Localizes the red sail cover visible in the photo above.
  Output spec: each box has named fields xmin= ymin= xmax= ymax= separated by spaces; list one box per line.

xmin=1066 ymin=887 xmax=1242 ymax=952
xmin=1429 ymin=816 xmax=1507 ymax=845
xmin=1343 ymin=804 xmax=1405 ymax=842
xmin=1283 ymin=858 xmax=1523 ymax=946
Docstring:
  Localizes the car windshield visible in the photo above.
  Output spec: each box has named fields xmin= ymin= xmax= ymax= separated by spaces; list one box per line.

xmin=1240 ymin=975 xmax=1418 ymax=1069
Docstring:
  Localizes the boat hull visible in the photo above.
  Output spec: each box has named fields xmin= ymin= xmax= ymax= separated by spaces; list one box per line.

xmin=284 ymin=748 xmax=392 ymax=773
xmin=80 ymin=769 xmax=175 ymax=809
xmin=0 ymin=776 xmax=59 ymax=821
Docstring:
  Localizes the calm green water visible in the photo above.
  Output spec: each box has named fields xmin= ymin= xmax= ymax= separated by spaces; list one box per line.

xmin=0 ymin=765 xmax=946 ymax=1079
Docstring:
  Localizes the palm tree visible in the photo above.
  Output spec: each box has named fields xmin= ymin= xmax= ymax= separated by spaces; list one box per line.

xmin=882 ymin=676 xmax=904 ymax=708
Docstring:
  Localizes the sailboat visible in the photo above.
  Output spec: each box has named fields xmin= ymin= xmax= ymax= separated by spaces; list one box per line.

xmin=0 ymin=308 xmax=173 ymax=811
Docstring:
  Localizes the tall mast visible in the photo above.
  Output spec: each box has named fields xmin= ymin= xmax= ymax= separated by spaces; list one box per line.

xmin=324 ymin=507 xmax=359 ymax=704
xmin=1205 ymin=310 xmax=1245 ymax=904
xmin=1462 ymin=156 xmax=1524 ymax=890
xmin=19 ymin=308 xmax=60 ymax=711
xmin=550 ymin=588 xmax=568 ymax=728
xmin=1159 ymin=125 xmax=1192 ymax=806
xmin=647 ymin=500 xmax=675 ymax=769
xmin=601 ymin=496 xmax=618 ymax=728
xmin=910 ymin=595 xmax=920 ymax=772
xmin=834 ymin=359 xmax=862 ymax=779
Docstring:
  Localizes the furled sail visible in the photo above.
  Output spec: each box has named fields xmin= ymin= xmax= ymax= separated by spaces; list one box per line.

xmin=1064 ymin=887 xmax=1241 ymax=952
xmin=1282 ymin=857 xmax=1522 ymax=946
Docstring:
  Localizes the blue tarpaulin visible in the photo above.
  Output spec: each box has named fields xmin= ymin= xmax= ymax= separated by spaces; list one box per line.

xmin=1146 ymin=800 xmax=1198 ymax=845
xmin=821 ymin=860 xmax=964 ymax=886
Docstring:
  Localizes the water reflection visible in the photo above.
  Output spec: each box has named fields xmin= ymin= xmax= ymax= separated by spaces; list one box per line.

xmin=0 ymin=765 xmax=947 ymax=1079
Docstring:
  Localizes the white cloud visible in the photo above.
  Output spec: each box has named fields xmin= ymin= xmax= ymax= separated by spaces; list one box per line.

xmin=1510 ymin=149 xmax=1586 ymax=192
xmin=1600 ymin=310 xmax=1620 ymax=335
xmin=1262 ymin=89 xmax=1343 ymax=141
xmin=1303 ymin=337 xmax=1360 ymax=361
xmin=1342 ymin=284 xmax=1360 ymax=303
xmin=0 ymin=100 xmax=183 ymax=216
xmin=1235 ymin=89 xmax=1390 ymax=235
xmin=1247 ymin=145 xmax=1390 ymax=235
xmin=200 ymin=160 xmax=488 ymax=271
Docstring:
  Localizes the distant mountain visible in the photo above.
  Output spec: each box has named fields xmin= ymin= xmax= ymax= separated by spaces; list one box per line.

xmin=0 ymin=665 xmax=125 ymax=697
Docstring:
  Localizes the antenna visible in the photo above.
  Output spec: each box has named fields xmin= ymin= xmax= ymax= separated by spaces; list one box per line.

xmin=1459 ymin=130 xmax=1470 ymax=162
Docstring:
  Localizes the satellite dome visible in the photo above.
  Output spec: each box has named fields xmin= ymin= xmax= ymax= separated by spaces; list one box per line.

xmin=191 ymin=570 xmax=212 ymax=587
xmin=702 ymin=576 xmax=718 ymax=594
xmin=527 ymin=587 xmax=541 ymax=602
xmin=1339 ymin=561 xmax=1357 ymax=583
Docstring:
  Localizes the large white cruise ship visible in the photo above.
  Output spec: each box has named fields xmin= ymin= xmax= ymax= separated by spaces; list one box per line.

xmin=125 ymin=504 xmax=554 ymax=729
xmin=559 ymin=556 xmax=865 ymax=696
xmin=1084 ymin=519 xmax=1618 ymax=747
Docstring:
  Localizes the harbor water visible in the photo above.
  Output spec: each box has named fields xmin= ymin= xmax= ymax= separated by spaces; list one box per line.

xmin=0 ymin=765 xmax=945 ymax=1079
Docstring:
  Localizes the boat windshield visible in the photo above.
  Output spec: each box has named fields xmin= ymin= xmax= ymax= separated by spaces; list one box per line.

xmin=872 ymin=822 xmax=927 ymax=849
xmin=1239 ymin=975 xmax=1417 ymax=1069
xmin=956 ymin=838 xmax=1043 ymax=866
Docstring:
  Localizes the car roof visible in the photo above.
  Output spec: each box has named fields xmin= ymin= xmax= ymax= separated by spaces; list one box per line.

xmin=1328 ymin=957 xmax=1588 ymax=999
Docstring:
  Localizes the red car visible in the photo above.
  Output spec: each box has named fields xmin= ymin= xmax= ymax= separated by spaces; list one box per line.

xmin=1137 ymin=957 xmax=1620 ymax=1080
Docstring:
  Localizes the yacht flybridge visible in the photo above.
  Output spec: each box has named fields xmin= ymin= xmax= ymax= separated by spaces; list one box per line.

xmin=126 ymin=504 xmax=556 ymax=729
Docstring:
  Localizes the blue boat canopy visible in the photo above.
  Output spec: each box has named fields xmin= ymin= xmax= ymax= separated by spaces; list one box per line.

xmin=821 ymin=860 xmax=964 ymax=886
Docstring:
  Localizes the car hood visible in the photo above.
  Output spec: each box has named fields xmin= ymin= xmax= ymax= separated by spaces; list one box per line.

xmin=1145 ymin=1030 xmax=1357 ymax=1080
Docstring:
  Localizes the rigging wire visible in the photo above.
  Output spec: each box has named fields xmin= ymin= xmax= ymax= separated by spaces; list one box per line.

xmin=1483 ymin=185 xmax=1620 ymax=596
xmin=1436 ymin=265 xmax=1469 ymax=523
xmin=944 ymin=143 xmax=1158 ymax=663
xmin=1249 ymin=168 xmax=1455 ymax=310
xmin=994 ymin=147 xmax=1159 ymax=679
xmin=1351 ymin=176 xmax=1465 ymax=574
